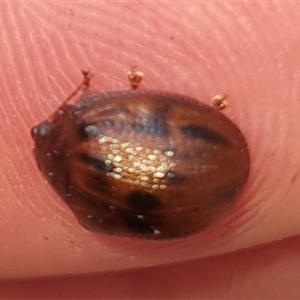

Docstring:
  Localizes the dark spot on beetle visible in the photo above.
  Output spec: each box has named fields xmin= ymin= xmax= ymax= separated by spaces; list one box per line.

xmin=125 ymin=214 xmax=161 ymax=235
xmin=79 ymin=153 xmax=112 ymax=173
xmin=132 ymin=113 xmax=169 ymax=137
xmin=181 ymin=124 xmax=230 ymax=145
xmin=126 ymin=190 xmax=161 ymax=210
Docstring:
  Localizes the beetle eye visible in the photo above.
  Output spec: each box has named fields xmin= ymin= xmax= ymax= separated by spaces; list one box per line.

xmin=31 ymin=121 xmax=54 ymax=140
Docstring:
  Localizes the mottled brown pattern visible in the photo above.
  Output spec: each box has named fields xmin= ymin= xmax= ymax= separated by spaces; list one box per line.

xmin=31 ymin=90 xmax=250 ymax=239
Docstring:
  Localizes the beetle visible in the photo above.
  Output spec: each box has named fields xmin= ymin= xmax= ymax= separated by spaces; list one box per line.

xmin=31 ymin=70 xmax=250 ymax=239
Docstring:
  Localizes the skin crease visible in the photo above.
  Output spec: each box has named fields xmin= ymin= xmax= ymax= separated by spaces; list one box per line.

xmin=1 ymin=1 xmax=300 ymax=298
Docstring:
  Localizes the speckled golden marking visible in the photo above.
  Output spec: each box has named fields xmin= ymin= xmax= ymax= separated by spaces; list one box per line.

xmin=95 ymin=136 xmax=175 ymax=190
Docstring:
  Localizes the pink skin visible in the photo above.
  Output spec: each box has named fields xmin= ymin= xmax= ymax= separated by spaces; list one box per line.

xmin=1 ymin=1 xmax=300 ymax=298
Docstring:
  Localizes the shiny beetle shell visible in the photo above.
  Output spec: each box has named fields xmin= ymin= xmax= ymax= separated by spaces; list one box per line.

xmin=31 ymin=90 xmax=250 ymax=239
